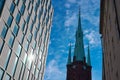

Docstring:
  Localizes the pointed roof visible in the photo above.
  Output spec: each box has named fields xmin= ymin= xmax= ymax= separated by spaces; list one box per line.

xmin=87 ymin=44 xmax=91 ymax=66
xmin=67 ymin=42 xmax=72 ymax=64
xmin=73 ymin=7 xmax=85 ymax=62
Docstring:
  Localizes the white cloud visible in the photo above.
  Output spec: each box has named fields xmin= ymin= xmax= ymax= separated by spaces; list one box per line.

xmin=64 ymin=12 xmax=77 ymax=27
xmin=85 ymin=30 xmax=100 ymax=47
xmin=44 ymin=60 xmax=65 ymax=80
xmin=65 ymin=3 xmax=71 ymax=8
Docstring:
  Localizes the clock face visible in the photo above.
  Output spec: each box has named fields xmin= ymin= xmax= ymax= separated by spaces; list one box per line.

xmin=72 ymin=65 xmax=76 ymax=69
xmin=83 ymin=66 xmax=86 ymax=70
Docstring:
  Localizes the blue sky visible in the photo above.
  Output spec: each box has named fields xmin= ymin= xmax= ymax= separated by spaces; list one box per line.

xmin=44 ymin=0 xmax=102 ymax=80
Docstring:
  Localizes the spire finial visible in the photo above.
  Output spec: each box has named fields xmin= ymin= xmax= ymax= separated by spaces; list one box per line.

xmin=87 ymin=43 xmax=91 ymax=66
xmin=67 ymin=42 xmax=72 ymax=64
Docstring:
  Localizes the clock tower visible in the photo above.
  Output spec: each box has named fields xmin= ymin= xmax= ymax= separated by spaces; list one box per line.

xmin=66 ymin=8 xmax=92 ymax=80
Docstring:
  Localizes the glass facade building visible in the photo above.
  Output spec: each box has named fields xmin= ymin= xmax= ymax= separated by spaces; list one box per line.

xmin=0 ymin=0 xmax=53 ymax=80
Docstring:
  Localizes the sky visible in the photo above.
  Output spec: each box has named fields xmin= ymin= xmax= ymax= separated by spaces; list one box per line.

xmin=44 ymin=0 xmax=102 ymax=80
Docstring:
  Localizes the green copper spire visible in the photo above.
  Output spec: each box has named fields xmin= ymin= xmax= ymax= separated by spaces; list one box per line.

xmin=87 ymin=44 xmax=91 ymax=66
xmin=73 ymin=7 xmax=85 ymax=62
xmin=67 ymin=43 xmax=72 ymax=64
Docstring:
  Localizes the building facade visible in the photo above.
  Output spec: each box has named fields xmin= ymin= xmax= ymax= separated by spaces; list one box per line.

xmin=0 ymin=0 xmax=53 ymax=80
xmin=100 ymin=0 xmax=120 ymax=80
xmin=66 ymin=9 xmax=92 ymax=80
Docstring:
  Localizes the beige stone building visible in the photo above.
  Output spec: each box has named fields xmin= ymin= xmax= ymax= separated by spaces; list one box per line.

xmin=0 ymin=0 xmax=53 ymax=80
xmin=100 ymin=0 xmax=120 ymax=80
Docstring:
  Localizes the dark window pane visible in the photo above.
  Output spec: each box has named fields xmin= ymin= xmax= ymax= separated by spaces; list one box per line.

xmin=4 ymin=49 xmax=11 ymax=70
xmin=13 ymin=24 xmax=19 ymax=36
xmin=16 ymin=12 xmax=21 ymax=24
xmin=7 ymin=15 xmax=13 ymax=27
xmin=1 ymin=25 xmax=8 ymax=39
xmin=0 ymin=0 xmax=5 ymax=15
xmin=8 ymin=34 xmax=14 ymax=48
xmin=0 ymin=39 xmax=4 ymax=54
xmin=10 ymin=2 xmax=15 ymax=14
xmin=20 ymin=4 xmax=25 ymax=15
xmin=0 ymin=68 xmax=4 ymax=80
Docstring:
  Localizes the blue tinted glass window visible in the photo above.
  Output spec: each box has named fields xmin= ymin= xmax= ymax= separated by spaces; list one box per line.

xmin=23 ymin=53 xmax=27 ymax=64
xmin=4 ymin=49 xmax=11 ymax=70
xmin=1 ymin=25 xmax=8 ymax=39
xmin=0 ymin=40 xmax=4 ymax=54
xmin=13 ymin=24 xmax=19 ymax=36
xmin=0 ymin=0 xmax=5 ymax=15
xmin=21 ymin=21 xmax=25 ymax=32
xmin=11 ymin=57 xmax=18 ymax=76
xmin=34 ymin=29 xmax=37 ymax=39
xmin=20 ymin=4 xmax=25 ymax=15
xmin=14 ymin=0 xmax=19 ymax=5
xmin=10 ymin=2 xmax=15 ymax=14
xmin=8 ymin=34 xmax=14 ymax=48
xmin=16 ymin=44 xmax=21 ymax=57
xmin=26 ymin=15 xmax=30 ymax=23
xmin=28 ymin=34 xmax=32 ymax=42
xmin=30 ymin=22 xmax=33 ymax=31
xmin=7 ymin=15 xmax=13 ymax=27
xmin=25 ymin=41 xmax=29 ymax=51
xmin=5 ymin=74 xmax=10 ymax=80
xmin=0 ymin=68 xmax=4 ymax=80
xmin=16 ymin=12 xmax=21 ymax=24
xmin=20 ymin=34 xmax=24 ymax=44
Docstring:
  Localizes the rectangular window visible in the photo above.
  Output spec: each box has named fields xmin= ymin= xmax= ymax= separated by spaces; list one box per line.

xmin=34 ymin=29 xmax=37 ymax=39
xmin=9 ymin=2 xmax=15 ymax=14
xmin=20 ymin=34 xmax=24 ymax=44
xmin=5 ymin=73 xmax=11 ymax=80
xmin=28 ymin=33 xmax=32 ymax=42
xmin=29 ymin=22 xmax=34 ymax=31
xmin=23 ymin=53 xmax=27 ymax=64
xmin=26 ymin=15 xmax=30 ymax=23
xmin=0 ymin=68 xmax=4 ymax=80
xmin=20 ymin=4 xmax=25 ymax=15
xmin=14 ymin=0 xmax=19 ymax=5
xmin=21 ymin=21 xmax=26 ymax=32
xmin=11 ymin=57 xmax=18 ymax=76
xmin=0 ymin=0 xmax=5 ymax=16
xmin=16 ymin=44 xmax=22 ymax=57
xmin=13 ymin=24 xmax=19 ymax=36
xmin=25 ymin=40 xmax=29 ymax=51
xmin=0 ymin=25 xmax=8 ymax=39
xmin=0 ymin=39 xmax=4 ymax=54
xmin=7 ymin=15 xmax=13 ymax=27
xmin=4 ymin=49 xmax=11 ymax=70
xmin=16 ymin=12 xmax=21 ymax=24
xmin=8 ymin=34 xmax=14 ymax=48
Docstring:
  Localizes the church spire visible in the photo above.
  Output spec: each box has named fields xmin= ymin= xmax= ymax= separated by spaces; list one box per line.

xmin=87 ymin=44 xmax=91 ymax=66
xmin=67 ymin=42 xmax=72 ymax=64
xmin=73 ymin=7 xmax=85 ymax=62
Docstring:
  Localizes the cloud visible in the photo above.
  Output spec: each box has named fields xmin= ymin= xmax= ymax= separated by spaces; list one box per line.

xmin=44 ymin=60 xmax=65 ymax=80
xmin=64 ymin=12 xmax=77 ymax=27
xmin=84 ymin=30 xmax=100 ymax=47
xmin=65 ymin=3 xmax=71 ymax=8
